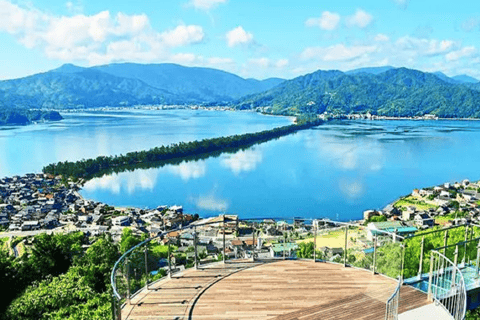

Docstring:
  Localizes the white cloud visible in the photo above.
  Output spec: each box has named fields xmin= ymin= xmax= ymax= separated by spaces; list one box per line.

xmin=305 ymin=11 xmax=340 ymax=31
xmin=189 ymin=0 xmax=227 ymax=10
xmin=226 ymin=26 xmax=253 ymax=47
xmin=161 ymin=25 xmax=204 ymax=47
xmin=346 ymin=9 xmax=373 ymax=29
xmin=0 ymin=0 xmax=204 ymax=65
xmin=461 ymin=17 xmax=480 ymax=32
xmin=300 ymin=44 xmax=377 ymax=62
xmin=221 ymin=149 xmax=263 ymax=175
xmin=66 ymin=1 xmax=83 ymax=14
xmin=445 ymin=46 xmax=477 ymax=62
xmin=374 ymin=34 xmax=390 ymax=42
xmin=392 ymin=0 xmax=410 ymax=9
xmin=275 ymin=59 xmax=289 ymax=68
xmin=249 ymin=57 xmax=270 ymax=68
xmin=395 ymin=36 xmax=457 ymax=56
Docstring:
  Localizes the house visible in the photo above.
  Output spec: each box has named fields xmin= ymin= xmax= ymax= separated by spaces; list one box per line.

xmin=435 ymin=196 xmax=451 ymax=206
xmin=269 ymin=243 xmax=299 ymax=258
xmin=414 ymin=213 xmax=434 ymax=228
xmin=402 ymin=209 xmax=415 ymax=221
xmin=419 ymin=189 xmax=434 ymax=197
xmin=21 ymin=220 xmax=40 ymax=230
xmin=363 ymin=210 xmax=378 ymax=220
xmin=112 ymin=216 xmax=130 ymax=227
xmin=320 ymin=247 xmax=344 ymax=258
xmin=170 ymin=205 xmax=183 ymax=213
xmin=383 ymin=205 xmax=401 ymax=217
xmin=367 ymin=221 xmax=417 ymax=241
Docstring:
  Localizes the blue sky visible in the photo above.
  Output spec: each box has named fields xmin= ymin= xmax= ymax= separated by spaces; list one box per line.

xmin=0 ymin=0 xmax=479 ymax=80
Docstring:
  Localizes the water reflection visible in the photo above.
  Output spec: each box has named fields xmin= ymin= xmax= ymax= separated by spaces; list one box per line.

xmin=190 ymin=188 xmax=229 ymax=212
xmin=169 ymin=161 xmax=207 ymax=181
xmin=305 ymin=132 xmax=385 ymax=172
xmin=221 ymin=148 xmax=263 ymax=175
xmin=80 ymin=119 xmax=480 ymax=220
xmin=83 ymin=169 xmax=159 ymax=195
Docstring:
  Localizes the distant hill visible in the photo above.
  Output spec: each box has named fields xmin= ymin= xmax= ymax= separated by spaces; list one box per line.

xmin=346 ymin=66 xmax=394 ymax=75
xmin=0 ymin=109 xmax=62 ymax=125
xmin=432 ymin=72 xmax=458 ymax=84
xmin=0 ymin=63 xmax=285 ymax=109
xmin=234 ymin=67 xmax=480 ymax=118
xmin=452 ymin=74 xmax=479 ymax=84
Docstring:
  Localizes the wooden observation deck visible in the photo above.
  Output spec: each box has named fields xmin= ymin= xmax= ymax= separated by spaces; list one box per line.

xmin=121 ymin=260 xmax=431 ymax=320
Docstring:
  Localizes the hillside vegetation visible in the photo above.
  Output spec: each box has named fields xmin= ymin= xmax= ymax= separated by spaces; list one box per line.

xmin=0 ymin=63 xmax=284 ymax=109
xmin=234 ymin=68 xmax=480 ymax=118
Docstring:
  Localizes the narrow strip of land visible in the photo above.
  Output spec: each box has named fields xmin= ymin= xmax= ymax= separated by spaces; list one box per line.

xmin=43 ymin=119 xmax=323 ymax=180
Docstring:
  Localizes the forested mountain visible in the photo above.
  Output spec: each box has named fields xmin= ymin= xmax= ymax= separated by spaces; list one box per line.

xmin=93 ymin=63 xmax=284 ymax=102
xmin=0 ymin=109 xmax=62 ymax=125
xmin=0 ymin=63 xmax=284 ymax=109
xmin=234 ymin=67 xmax=480 ymax=118
xmin=452 ymin=74 xmax=479 ymax=84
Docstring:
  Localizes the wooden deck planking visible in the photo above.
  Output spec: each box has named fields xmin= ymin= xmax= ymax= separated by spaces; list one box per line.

xmin=123 ymin=260 xmax=431 ymax=320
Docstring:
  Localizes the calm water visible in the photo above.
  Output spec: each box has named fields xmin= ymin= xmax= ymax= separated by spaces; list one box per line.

xmin=80 ymin=118 xmax=480 ymax=221
xmin=3 ymin=110 xmax=480 ymax=221
xmin=0 ymin=109 xmax=291 ymax=176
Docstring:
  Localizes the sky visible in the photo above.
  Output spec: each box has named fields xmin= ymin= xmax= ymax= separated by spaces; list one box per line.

xmin=0 ymin=0 xmax=479 ymax=80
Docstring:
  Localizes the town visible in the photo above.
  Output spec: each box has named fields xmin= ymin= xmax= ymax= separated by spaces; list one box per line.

xmin=1 ymin=172 xmax=480 ymax=268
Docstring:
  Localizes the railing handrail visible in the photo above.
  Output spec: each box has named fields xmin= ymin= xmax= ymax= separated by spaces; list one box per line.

xmin=110 ymin=216 xmax=406 ymax=319
xmin=434 ymin=236 xmax=480 ymax=251
xmin=429 ymin=250 xmax=467 ymax=320
xmin=385 ymin=278 xmax=402 ymax=320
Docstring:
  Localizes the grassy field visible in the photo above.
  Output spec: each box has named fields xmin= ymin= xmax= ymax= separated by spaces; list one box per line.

xmin=297 ymin=227 xmax=366 ymax=250
xmin=0 ymin=237 xmax=8 ymax=251
xmin=150 ymin=243 xmax=178 ymax=256
xmin=394 ymin=196 xmax=438 ymax=211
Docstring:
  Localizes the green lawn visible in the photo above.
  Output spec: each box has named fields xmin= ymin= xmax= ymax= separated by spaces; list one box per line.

xmin=0 ymin=237 xmax=8 ymax=250
xmin=150 ymin=244 xmax=178 ymax=257
xmin=394 ymin=196 xmax=438 ymax=211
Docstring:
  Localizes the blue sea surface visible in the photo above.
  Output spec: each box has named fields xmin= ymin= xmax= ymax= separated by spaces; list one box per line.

xmin=2 ymin=110 xmax=480 ymax=221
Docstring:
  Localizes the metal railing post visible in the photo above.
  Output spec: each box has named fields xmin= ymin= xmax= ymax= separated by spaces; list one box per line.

xmin=444 ymin=230 xmax=449 ymax=257
xmin=463 ymin=225 xmax=468 ymax=266
xmin=111 ymin=295 xmax=116 ymax=320
xmin=313 ymin=220 xmax=317 ymax=263
xmin=117 ymin=297 xmax=122 ymax=320
xmin=126 ymin=259 xmax=131 ymax=305
xmin=373 ymin=235 xmax=377 ymax=275
xmin=418 ymin=236 xmax=425 ymax=279
xmin=223 ymin=215 xmax=226 ymax=264
xmin=144 ymin=245 xmax=149 ymax=290
xmin=194 ymin=226 xmax=198 ymax=270
xmin=168 ymin=242 xmax=172 ymax=279
xmin=400 ymin=244 xmax=405 ymax=281
xmin=344 ymin=225 xmax=348 ymax=267
xmin=252 ymin=222 xmax=255 ymax=262
xmin=428 ymin=253 xmax=434 ymax=301
xmin=476 ymin=241 xmax=480 ymax=278
xmin=452 ymin=245 xmax=459 ymax=286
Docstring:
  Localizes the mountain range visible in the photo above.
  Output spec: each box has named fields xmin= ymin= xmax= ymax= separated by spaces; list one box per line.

xmin=0 ymin=63 xmax=479 ymax=118
xmin=0 ymin=63 xmax=284 ymax=109
xmin=234 ymin=68 xmax=480 ymax=118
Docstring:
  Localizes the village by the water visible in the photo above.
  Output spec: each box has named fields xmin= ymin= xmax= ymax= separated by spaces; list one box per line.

xmin=1 ymin=171 xmax=479 ymax=265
